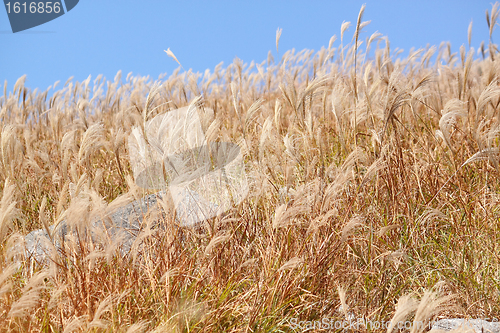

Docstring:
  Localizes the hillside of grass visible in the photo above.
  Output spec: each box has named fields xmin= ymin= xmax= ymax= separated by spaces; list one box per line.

xmin=1 ymin=4 xmax=500 ymax=332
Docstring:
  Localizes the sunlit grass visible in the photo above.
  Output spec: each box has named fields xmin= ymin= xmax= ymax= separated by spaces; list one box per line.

xmin=1 ymin=3 xmax=500 ymax=332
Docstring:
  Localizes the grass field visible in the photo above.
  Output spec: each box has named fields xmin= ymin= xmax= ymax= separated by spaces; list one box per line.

xmin=1 ymin=3 xmax=500 ymax=332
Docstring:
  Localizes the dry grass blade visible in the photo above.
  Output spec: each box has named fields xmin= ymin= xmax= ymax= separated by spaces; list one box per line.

xmin=276 ymin=27 xmax=283 ymax=54
xmin=341 ymin=215 xmax=365 ymax=242
xmin=410 ymin=290 xmax=454 ymax=333
xmin=340 ymin=21 xmax=351 ymax=43
xmin=3 ymin=4 xmax=500 ymax=330
xmin=386 ymin=294 xmax=419 ymax=333
xmin=487 ymin=3 xmax=500 ymax=40
xmin=462 ymin=148 xmax=499 ymax=167
xmin=63 ymin=316 xmax=87 ymax=333
xmin=8 ymin=270 xmax=53 ymax=318
xmin=272 ymin=204 xmax=307 ymax=228
xmin=164 ymin=48 xmax=182 ymax=67
xmin=337 ymin=285 xmax=350 ymax=319
xmin=353 ymin=4 xmax=367 ymax=100
xmin=359 ymin=157 xmax=386 ymax=189
xmin=476 ymin=81 xmax=500 ymax=123
xmin=205 ymin=232 xmax=231 ymax=255
xmin=377 ymin=224 xmax=400 ymax=237
xmin=245 ymin=98 xmax=264 ymax=132
xmin=278 ymin=257 xmax=303 ymax=271
xmin=0 ymin=263 xmax=16 ymax=297
xmin=417 ymin=208 xmax=447 ymax=227
xmin=381 ymin=92 xmax=407 ymax=143
xmin=438 ymin=99 xmax=466 ymax=150
xmin=78 ymin=122 xmax=105 ymax=165
xmin=126 ymin=320 xmax=151 ymax=333
xmin=468 ymin=21 xmax=473 ymax=48
xmin=88 ymin=294 xmax=115 ymax=329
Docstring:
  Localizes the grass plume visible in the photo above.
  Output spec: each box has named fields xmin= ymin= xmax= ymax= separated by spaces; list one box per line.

xmin=1 ymin=3 xmax=500 ymax=331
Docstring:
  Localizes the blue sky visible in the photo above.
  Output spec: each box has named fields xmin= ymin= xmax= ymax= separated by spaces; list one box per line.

xmin=0 ymin=1 xmax=497 ymax=92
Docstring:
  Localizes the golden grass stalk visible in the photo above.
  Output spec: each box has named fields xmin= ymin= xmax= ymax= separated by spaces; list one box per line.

xmin=0 ymin=178 xmax=18 ymax=242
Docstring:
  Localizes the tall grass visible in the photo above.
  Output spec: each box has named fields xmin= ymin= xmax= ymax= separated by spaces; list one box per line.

xmin=0 ymin=3 xmax=500 ymax=332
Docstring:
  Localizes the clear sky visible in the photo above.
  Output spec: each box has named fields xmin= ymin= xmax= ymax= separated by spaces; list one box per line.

xmin=1 ymin=0 xmax=497 ymax=92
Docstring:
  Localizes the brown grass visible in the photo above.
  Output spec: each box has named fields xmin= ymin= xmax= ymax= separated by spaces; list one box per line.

xmin=0 ymin=3 xmax=500 ymax=332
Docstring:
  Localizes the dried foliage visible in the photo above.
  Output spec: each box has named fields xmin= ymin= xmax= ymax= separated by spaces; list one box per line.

xmin=1 ymin=4 xmax=500 ymax=332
